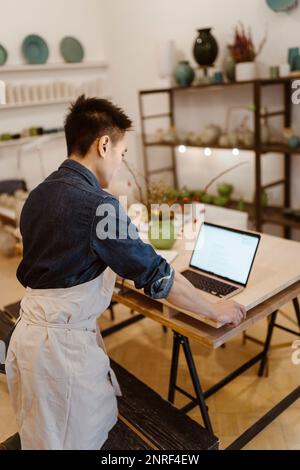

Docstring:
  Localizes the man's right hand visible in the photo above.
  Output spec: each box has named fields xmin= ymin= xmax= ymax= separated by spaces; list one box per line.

xmin=166 ymin=271 xmax=247 ymax=327
xmin=210 ymin=299 xmax=247 ymax=326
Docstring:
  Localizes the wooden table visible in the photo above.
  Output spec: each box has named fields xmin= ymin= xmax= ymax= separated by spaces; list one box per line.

xmin=112 ymin=231 xmax=300 ymax=449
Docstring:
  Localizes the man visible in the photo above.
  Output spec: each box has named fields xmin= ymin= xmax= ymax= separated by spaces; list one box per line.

xmin=4 ymin=96 xmax=246 ymax=450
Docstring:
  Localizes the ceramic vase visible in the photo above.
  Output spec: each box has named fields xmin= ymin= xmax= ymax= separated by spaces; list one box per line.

xmin=175 ymin=61 xmax=195 ymax=87
xmin=193 ymin=28 xmax=219 ymax=67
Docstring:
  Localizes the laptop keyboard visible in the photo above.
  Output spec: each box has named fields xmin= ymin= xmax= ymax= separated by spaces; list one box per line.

xmin=181 ymin=270 xmax=239 ymax=298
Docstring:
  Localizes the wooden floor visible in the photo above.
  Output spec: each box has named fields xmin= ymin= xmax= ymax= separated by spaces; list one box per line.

xmin=0 ymin=255 xmax=299 ymax=450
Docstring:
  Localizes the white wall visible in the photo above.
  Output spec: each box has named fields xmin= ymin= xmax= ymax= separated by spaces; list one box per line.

xmin=1 ymin=0 xmax=300 ymax=213
xmin=100 ymin=0 xmax=300 ymax=212
xmin=0 ymin=0 xmax=106 ymax=189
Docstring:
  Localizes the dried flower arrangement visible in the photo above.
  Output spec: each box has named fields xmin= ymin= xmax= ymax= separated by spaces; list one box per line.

xmin=228 ymin=23 xmax=267 ymax=63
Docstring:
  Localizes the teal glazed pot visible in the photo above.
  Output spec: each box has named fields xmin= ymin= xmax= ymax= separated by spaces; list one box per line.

xmin=193 ymin=28 xmax=219 ymax=67
xmin=175 ymin=61 xmax=195 ymax=87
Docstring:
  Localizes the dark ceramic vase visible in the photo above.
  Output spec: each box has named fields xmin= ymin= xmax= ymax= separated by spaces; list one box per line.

xmin=193 ymin=28 xmax=219 ymax=67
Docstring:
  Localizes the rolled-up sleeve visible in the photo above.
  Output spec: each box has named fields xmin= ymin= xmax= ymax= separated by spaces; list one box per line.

xmin=90 ymin=196 xmax=174 ymax=299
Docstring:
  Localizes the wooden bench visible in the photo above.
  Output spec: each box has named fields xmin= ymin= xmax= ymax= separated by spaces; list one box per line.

xmin=0 ymin=310 xmax=16 ymax=375
xmin=103 ymin=360 xmax=219 ymax=450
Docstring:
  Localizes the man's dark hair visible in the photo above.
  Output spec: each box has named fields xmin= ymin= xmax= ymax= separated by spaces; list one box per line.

xmin=64 ymin=95 xmax=132 ymax=157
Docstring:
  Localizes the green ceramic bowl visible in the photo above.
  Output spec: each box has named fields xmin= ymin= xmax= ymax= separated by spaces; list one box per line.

xmin=22 ymin=35 xmax=49 ymax=64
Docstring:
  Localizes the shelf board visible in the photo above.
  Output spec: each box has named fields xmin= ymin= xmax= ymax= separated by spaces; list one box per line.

xmin=145 ymin=141 xmax=300 ymax=155
xmin=0 ymin=132 xmax=64 ymax=150
xmin=0 ymin=94 xmax=111 ymax=111
xmin=0 ymin=61 xmax=108 ymax=73
xmin=145 ymin=141 xmax=254 ymax=151
xmin=140 ymin=74 xmax=300 ymax=95
xmin=229 ymin=201 xmax=300 ymax=230
xmin=261 ymin=144 xmax=300 ymax=154
xmin=0 ymin=98 xmax=73 ymax=111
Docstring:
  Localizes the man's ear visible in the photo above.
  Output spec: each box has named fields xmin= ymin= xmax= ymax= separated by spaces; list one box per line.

xmin=98 ymin=135 xmax=110 ymax=158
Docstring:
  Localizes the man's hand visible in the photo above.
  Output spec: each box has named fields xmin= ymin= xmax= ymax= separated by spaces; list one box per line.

xmin=211 ymin=299 xmax=247 ymax=326
xmin=166 ymin=272 xmax=247 ymax=327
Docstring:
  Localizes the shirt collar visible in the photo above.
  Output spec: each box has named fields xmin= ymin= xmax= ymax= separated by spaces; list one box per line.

xmin=60 ymin=159 xmax=101 ymax=191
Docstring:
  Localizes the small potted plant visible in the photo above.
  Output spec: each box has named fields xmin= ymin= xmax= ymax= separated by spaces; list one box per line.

xmin=228 ymin=23 xmax=267 ymax=81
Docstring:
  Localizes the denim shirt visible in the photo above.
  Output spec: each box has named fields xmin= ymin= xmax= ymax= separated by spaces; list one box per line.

xmin=17 ymin=159 xmax=174 ymax=299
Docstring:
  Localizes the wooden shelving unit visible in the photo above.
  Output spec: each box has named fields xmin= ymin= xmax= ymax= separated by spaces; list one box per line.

xmin=139 ymin=75 xmax=300 ymax=238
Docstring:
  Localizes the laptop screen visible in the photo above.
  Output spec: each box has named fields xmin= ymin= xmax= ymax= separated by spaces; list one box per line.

xmin=190 ymin=223 xmax=261 ymax=286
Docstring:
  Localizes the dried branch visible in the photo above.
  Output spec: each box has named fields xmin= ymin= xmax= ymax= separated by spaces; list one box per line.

xmin=122 ymin=158 xmax=146 ymax=206
xmin=203 ymin=161 xmax=248 ymax=194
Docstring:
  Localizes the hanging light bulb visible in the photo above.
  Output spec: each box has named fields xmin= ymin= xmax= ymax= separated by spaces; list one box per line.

xmin=204 ymin=147 xmax=212 ymax=157
xmin=232 ymin=148 xmax=240 ymax=156
xmin=178 ymin=145 xmax=187 ymax=154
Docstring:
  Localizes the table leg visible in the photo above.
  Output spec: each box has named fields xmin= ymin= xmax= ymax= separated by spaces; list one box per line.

xmin=168 ymin=332 xmax=213 ymax=434
xmin=292 ymin=298 xmax=300 ymax=332
xmin=181 ymin=335 xmax=214 ymax=434
xmin=258 ymin=311 xmax=278 ymax=377
xmin=168 ymin=332 xmax=181 ymax=403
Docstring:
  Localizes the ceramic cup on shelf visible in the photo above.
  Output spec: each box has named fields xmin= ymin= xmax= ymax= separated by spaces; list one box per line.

xmin=53 ymin=81 xmax=61 ymax=99
xmin=20 ymin=84 xmax=30 ymax=103
xmin=294 ymin=54 xmax=300 ymax=72
xmin=288 ymin=47 xmax=299 ymax=71
xmin=29 ymin=85 xmax=39 ymax=102
xmin=67 ymin=83 xmax=75 ymax=98
xmin=269 ymin=66 xmax=279 ymax=79
xmin=5 ymin=84 xmax=14 ymax=104
xmin=38 ymin=84 xmax=47 ymax=101
xmin=213 ymin=71 xmax=224 ymax=83
xmin=279 ymin=63 xmax=291 ymax=77
xmin=59 ymin=81 xmax=67 ymax=98
xmin=13 ymin=85 xmax=22 ymax=103
xmin=46 ymin=82 xmax=55 ymax=100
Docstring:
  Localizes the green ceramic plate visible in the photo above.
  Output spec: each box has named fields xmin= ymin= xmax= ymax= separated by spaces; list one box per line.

xmin=22 ymin=34 xmax=49 ymax=65
xmin=266 ymin=0 xmax=297 ymax=11
xmin=0 ymin=44 xmax=8 ymax=65
xmin=60 ymin=37 xmax=84 ymax=63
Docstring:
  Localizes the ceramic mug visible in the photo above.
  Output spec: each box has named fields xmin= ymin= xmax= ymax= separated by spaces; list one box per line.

xmin=38 ymin=84 xmax=47 ymax=101
xmin=288 ymin=47 xmax=299 ymax=71
xmin=279 ymin=63 xmax=290 ymax=77
xmin=20 ymin=84 xmax=30 ymax=103
xmin=29 ymin=85 xmax=39 ymax=102
xmin=13 ymin=85 xmax=22 ymax=103
xmin=6 ymin=84 xmax=14 ymax=104
xmin=294 ymin=54 xmax=300 ymax=71
xmin=213 ymin=71 xmax=224 ymax=83
xmin=269 ymin=66 xmax=279 ymax=79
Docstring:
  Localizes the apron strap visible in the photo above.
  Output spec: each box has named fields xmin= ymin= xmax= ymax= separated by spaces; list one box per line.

xmin=96 ymin=323 xmax=122 ymax=397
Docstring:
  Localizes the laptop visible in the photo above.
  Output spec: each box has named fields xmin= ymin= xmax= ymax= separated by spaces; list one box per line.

xmin=181 ymin=222 xmax=261 ymax=302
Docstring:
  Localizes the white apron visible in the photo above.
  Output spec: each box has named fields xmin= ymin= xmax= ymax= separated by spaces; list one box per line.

xmin=5 ymin=268 xmax=121 ymax=450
